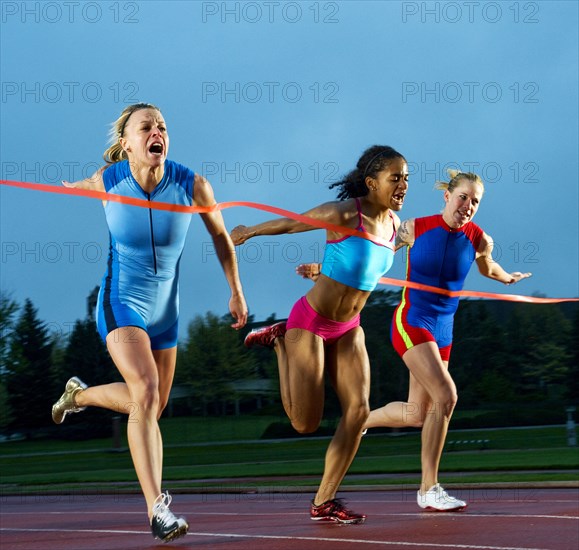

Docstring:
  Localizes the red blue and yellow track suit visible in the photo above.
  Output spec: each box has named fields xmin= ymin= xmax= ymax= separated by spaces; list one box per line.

xmin=391 ymin=214 xmax=483 ymax=361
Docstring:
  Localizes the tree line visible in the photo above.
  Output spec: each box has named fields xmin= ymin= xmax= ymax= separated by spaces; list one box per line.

xmin=1 ymin=288 xmax=577 ymax=435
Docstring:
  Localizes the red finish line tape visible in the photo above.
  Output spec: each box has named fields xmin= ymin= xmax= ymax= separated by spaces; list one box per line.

xmin=2 ymin=179 xmax=578 ymax=304
xmin=0 ymin=179 xmax=392 ymax=246
xmin=378 ymin=277 xmax=578 ymax=304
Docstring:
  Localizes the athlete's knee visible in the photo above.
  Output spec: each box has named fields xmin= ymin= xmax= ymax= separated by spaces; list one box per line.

xmin=156 ymin=397 xmax=169 ymax=420
xmin=291 ymin=417 xmax=320 ymax=434
xmin=429 ymin=389 xmax=457 ymax=421
xmin=443 ymin=384 xmax=458 ymax=414
xmin=344 ymin=400 xmax=370 ymax=430
xmin=447 ymin=391 xmax=458 ymax=416
xmin=431 ymin=373 xmax=457 ymax=405
xmin=289 ymin=405 xmax=321 ymax=433
xmin=128 ymin=379 xmax=160 ymax=413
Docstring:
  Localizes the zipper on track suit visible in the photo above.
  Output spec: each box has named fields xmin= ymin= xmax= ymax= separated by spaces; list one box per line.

xmin=146 ymin=192 xmax=158 ymax=274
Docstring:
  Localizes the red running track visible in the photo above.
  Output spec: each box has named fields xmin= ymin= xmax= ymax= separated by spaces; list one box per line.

xmin=1 ymin=488 xmax=578 ymax=549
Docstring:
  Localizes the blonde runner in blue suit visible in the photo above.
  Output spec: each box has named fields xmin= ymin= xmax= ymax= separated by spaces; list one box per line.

xmin=51 ymin=103 xmax=247 ymax=542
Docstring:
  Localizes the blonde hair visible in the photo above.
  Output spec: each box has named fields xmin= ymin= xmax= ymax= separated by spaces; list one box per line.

xmin=435 ymin=169 xmax=484 ymax=193
xmin=103 ymin=103 xmax=161 ymax=164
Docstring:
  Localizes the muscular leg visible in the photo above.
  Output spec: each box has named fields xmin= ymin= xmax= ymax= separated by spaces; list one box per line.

xmin=153 ymin=347 xmax=177 ymax=419
xmin=75 ymin=382 xmax=132 ymax=414
xmin=75 ymin=342 xmax=176 ymax=417
xmin=402 ymin=343 xmax=455 ymax=493
xmin=365 ymin=371 xmax=430 ymax=429
xmin=314 ymin=327 xmax=370 ymax=505
xmin=72 ymin=338 xmax=176 ymax=513
xmin=150 ymin=347 xmax=177 ymax=491
xmin=104 ymin=327 xmax=164 ymax=518
xmin=274 ymin=328 xmax=325 ymax=433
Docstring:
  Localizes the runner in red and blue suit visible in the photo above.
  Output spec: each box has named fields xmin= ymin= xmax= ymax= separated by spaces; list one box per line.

xmin=390 ymin=213 xmax=483 ymax=361
xmin=365 ymin=170 xmax=531 ymax=512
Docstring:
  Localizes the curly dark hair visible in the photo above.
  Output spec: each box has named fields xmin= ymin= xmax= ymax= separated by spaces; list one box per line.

xmin=329 ymin=145 xmax=406 ymax=200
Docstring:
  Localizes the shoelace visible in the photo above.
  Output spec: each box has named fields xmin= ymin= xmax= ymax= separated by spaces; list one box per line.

xmin=326 ymin=498 xmax=351 ymax=513
xmin=435 ymin=486 xmax=459 ymax=502
xmin=152 ymin=492 xmax=176 ymax=525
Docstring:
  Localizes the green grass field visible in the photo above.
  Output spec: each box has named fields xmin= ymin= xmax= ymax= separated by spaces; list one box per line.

xmin=1 ymin=417 xmax=577 ymax=494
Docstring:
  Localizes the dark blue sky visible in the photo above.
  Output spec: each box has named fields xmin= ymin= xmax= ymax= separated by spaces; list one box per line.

xmin=1 ymin=1 xmax=577 ymax=341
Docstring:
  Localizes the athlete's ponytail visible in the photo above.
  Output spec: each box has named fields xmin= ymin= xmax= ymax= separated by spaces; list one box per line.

xmin=435 ymin=169 xmax=484 ymax=193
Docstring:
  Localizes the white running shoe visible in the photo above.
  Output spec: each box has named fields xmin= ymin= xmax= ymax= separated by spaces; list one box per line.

xmin=151 ymin=492 xmax=188 ymax=542
xmin=417 ymin=484 xmax=467 ymax=511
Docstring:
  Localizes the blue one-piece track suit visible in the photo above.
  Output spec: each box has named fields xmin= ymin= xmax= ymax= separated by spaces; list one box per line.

xmin=96 ymin=159 xmax=194 ymax=349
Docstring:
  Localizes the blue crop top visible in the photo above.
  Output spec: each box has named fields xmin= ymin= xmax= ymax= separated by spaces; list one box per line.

xmin=320 ymin=198 xmax=396 ymax=291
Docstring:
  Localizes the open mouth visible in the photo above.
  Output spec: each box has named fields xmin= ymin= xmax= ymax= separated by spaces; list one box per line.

xmin=392 ymin=192 xmax=406 ymax=204
xmin=149 ymin=142 xmax=164 ymax=156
